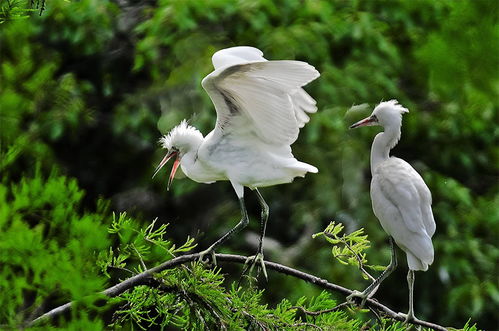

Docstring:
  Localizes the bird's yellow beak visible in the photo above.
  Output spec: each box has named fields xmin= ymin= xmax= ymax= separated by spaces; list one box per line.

xmin=152 ymin=150 xmax=180 ymax=191
xmin=350 ymin=115 xmax=377 ymax=129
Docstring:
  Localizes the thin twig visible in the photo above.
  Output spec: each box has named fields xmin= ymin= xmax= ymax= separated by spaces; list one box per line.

xmin=291 ymin=322 xmax=323 ymax=330
xmin=131 ymin=244 xmax=148 ymax=271
xmin=27 ymin=253 xmax=449 ymax=331
xmin=289 ymin=302 xmax=349 ymax=316
xmin=108 ymin=265 xmax=134 ymax=275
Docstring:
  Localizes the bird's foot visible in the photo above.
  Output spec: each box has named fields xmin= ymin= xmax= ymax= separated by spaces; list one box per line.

xmin=244 ymin=253 xmax=268 ymax=280
xmin=397 ymin=311 xmax=416 ymax=324
xmin=346 ymin=290 xmax=368 ymax=308
xmin=198 ymin=247 xmax=217 ymax=266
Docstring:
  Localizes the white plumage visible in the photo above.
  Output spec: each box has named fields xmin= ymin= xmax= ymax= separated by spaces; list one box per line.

xmin=371 ymin=157 xmax=435 ymax=271
xmin=349 ymin=100 xmax=436 ymax=321
xmin=154 ymin=46 xmax=319 ymax=273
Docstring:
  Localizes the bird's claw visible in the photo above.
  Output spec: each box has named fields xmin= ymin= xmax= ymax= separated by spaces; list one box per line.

xmin=397 ymin=312 xmax=416 ymax=324
xmin=198 ymin=248 xmax=217 ymax=266
xmin=346 ymin=290 xmax=368 ymax=308
xmin=244 ymin=253 xmax=268 ymax=280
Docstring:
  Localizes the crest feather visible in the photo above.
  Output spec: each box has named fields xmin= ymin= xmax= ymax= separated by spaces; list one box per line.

xmin=376 ymin=99 xmax=409 ymax=114
xmin=159 ymin=120 xmax=203 ymax=151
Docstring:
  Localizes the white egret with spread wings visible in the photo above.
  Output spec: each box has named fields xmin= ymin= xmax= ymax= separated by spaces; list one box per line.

xmin=153 ymin=46 xmax=319 ymax=277
xmin=349 ymin=100 xmax=436 ymax=322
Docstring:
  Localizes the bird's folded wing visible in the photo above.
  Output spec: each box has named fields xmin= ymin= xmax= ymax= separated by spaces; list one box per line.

xmin=373 ymin=178 xmax=433 ymax=266
xmin=412 ymin=174 xmax=436 ymax=237
xmin=375 ymin=159 xmax=435 ymax=238
xmin=202 ymin=61 xmax=319 ymax=145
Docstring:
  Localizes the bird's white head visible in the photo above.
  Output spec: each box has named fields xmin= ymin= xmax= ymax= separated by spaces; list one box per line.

xmin=350 ymin=100 xmax=409 ymax=129
xmin=153 ymin=120 xmax=203 ymax=190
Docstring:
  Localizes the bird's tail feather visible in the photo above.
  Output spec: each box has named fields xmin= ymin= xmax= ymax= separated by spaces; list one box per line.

xmin=291 ymin=161 xmax=318 ymax=176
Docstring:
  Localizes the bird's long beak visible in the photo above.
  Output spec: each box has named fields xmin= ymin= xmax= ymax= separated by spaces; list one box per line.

xmin=349 ymin=115 xmax=377 ymax=129
xmin=167 ymin=157 xmax=180 ymax=191
xmin=152 ymin=150 xmax=180 ymax=191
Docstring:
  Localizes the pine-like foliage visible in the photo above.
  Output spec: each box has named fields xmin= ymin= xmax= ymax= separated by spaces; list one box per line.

xmin=1 ymin=0 xmax=495 ymax=329
xmin=0 ymin=169 xmax=110 ymax=328
xmin=0 ymin=167 xmax=482 ymax=330
xmin=98 ymin=214 xmax=365 ymax=330
xmin=0 ymin=0 xmax=46 ymax=23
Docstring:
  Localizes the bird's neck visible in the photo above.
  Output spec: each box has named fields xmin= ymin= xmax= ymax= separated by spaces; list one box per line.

xmin=179 ymin=138 xmax=204 ymax=176
xmin=370 ymin=125 xmax=401 ymax=175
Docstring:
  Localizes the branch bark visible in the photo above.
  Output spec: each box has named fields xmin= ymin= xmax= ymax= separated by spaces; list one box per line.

xmin=28 ymin=253 xmax=448 ymax=331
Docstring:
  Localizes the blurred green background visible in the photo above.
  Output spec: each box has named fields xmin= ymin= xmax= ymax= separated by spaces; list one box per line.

xmin=1 ymin=0 xmax=498 ymax=329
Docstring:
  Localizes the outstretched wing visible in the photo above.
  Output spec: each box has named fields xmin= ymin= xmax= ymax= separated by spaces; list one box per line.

xmin=211 ymin=46 xmax=318 ymax=128
xmin=371 ymin=158 xmax=435 ymax=269
xmin=291 ymin=88 xmax=317 ymax=128
xmin=202 ymin=47 xmax=319 ymax=145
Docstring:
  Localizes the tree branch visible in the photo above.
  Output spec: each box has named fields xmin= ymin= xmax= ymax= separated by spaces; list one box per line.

xmin=28 ymin=253 xmax=448 ymax=331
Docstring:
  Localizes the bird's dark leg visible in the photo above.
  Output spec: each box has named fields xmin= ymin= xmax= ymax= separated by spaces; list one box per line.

xmin=347 ymin=236 xmax=398 ymax=307
xmin=255 ymin=189 xmax=269 ymax=253
xmin=198 ymin=198 xmax=249 ymax=265
xmin=244 ymin=189 xmax=269 ymax=279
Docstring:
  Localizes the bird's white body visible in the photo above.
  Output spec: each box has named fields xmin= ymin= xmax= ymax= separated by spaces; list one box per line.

xmin=175 ymin=123 xmax=316 ymax=188
xmin=371 ymin=157 xmax=435 ymax=271
xmin=158 ymin=46 xmax=319 ymax=197
xmin=188 ymin=131 xmax=316 ymax=188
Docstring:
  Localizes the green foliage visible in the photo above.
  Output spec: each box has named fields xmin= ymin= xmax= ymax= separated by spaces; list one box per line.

xmin=0 ymin=0 xmax=40 ymax=23
xmin=314 ymin=221 xmax=385 ymax=279
xmin=98 ymin=215 xmax=375 ymax=330
xmin=99 ymin=212 xmax=197 ymax=276
xmin=108 ymin=269 xmax=366 ymax=330
xmin=0 ymin=0 xmax=497 ymax=329
xmin=424 ymin=171 xmax=499 ymax=323
xmin=0 ymin=169 xmax=109 ymax=328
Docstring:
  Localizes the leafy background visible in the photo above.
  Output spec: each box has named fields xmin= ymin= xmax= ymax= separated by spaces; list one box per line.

xmin=1 ymin=0 xmax=498 ymax=329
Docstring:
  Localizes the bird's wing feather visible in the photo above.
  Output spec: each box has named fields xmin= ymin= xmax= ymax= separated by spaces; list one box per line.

xmin=371 ymin=178 xmax=433 ymax=269
xmin=412 ymin=174 xmax=436 ymax=237
xmin=202 ymin=60 xmax=319 ymax=145
xmin=374 ymin=158 xmax=434 ymax=236
xmin=291 ymin=89 xmax=318 ymax=128
xmin=371 ymin=158 xmax=435 ymax=266
xmin=211 ymin=46 xmax=265 ymax=69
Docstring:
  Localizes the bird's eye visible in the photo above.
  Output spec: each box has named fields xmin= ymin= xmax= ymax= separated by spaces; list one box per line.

xmin=371 ymin=115 xmax=378 ymax=122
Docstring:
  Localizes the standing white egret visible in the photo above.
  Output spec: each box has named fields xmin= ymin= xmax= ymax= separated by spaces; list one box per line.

xmin=348 ymin=100 xmax=436 ymax=322
xmin=153 ymin=46 xmax=319 ymax=277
